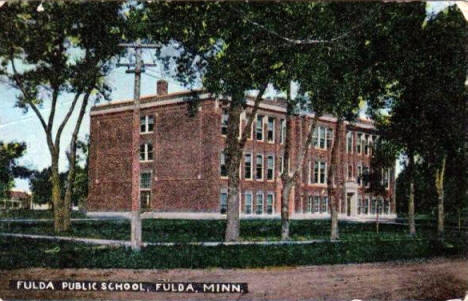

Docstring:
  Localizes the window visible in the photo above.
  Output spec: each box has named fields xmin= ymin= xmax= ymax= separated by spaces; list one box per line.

xmin=140 ymin=143 xmax=153 ymax=161
xmin=313 ymin=196 xmax=321 ymax=213
xmin=356 ymin=133 xmax=362 ymax=154
xmin=313 ymin=127 xmax=319 ymax=147
xmin=363 ymin=166 xmax=370 ymax=187
xmin=279 ymin=156 xmax=284 ymax=175
xmin=256 ymin=154 xmax=263 ymax=180
xmin=357 ymin=165 xmax=362 ymax=186
xmin=220 ymin=191 xmax=228 ymax=214
xmin=383 ymin=168 xmax=390 ymax=188
xmin=384 ymin=199 xmax=390 ymax=214
xmin=319 ymin=127 xmax=326 ymax=149
xmin=267 ymin=117 xmax=275 ymax=143
xmin=280 ymin=119 xmax=286 ymax=144
xmin=266 ymin=193 xmax=274 ymax=214
xmin=370 ymin=199 xmax=377 ymax=214
xmin=267 ymin=155 xmax=274 ymax=180
xmin=256 ymin=192 xmax=264 ymax=215
xmin=326 ymin=128 xmax=333 ymax=149
xmin=140 ymin=115 xmax=154 ymax=133
xmin=140 ymin=191 xmax=151 ymax=209
xmin=348 ymin=164 xmax=353 ymax=179
xmin=244 ymin=153 xmax=252 ymax=179
xmin=307 ymin=196 xmax=313 ymax=213
xmin=244 ymin=192 xmax=253 ymax=214
xmin=220 ymin=152 xmax=227 ymax=177
xmin=347 ymin=132 xmax=353 ymax=153
xmin=320 ymin=196 xmax=328 ymax=213
xmin=256 ymin=115 xmax=264 ymax=141
xmin=140 ymin=171 xmax=152 ymax=189
xmin=357 ymin=197 xmax=363 ymax=214
xmin=364 ymin=134 xmax=370 ymax=155
xmin=313 ymin=160 xmax=327 ymax=184
xmin=221 ymin=109 xmax=228 ymax=135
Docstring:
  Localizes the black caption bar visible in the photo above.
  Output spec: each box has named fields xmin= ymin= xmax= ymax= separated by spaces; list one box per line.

xmin=10 ymin=280 xmax=248 ymax=294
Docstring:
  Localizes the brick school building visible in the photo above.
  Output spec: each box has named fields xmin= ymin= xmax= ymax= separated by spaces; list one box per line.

xmin=87 ymin=80 xmax=396 ymax=220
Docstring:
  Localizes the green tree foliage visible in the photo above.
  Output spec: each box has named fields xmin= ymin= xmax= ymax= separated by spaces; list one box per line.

xmin=0 ymin=1 xmax=125 ymax=232
xmin=0 ymin=141 xmax=29 ymax=199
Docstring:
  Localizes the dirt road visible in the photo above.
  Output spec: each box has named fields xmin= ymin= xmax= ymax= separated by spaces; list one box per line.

xmin=1 ymin=257 xmax=467 ymax=301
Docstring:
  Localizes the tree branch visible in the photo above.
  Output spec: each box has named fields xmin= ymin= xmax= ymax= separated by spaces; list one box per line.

xmin=55 ymin=91 xmax=82 ymax=148
xmin=239 ymin=82 xmax=268 ymax=149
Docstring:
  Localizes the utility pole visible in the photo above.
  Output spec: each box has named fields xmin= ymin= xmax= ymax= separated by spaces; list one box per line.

xmin=117 ymin=40 xmax=158 ymax=251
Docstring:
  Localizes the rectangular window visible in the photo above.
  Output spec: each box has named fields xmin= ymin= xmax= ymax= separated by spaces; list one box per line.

xmin=357 ymin=165 xmax=362 ymax=186
xmin=140 ymin=191 xmax=151 ymax=209
xmin=370 ymin=199 xmax=377 ymax=214
xmin=384 ymin=199 xmax=390 ymax=214
xmin=358 ymin=197 xmax=363 ymax=214
xmin=356 ymin=133 xmax=362 ymax=154
xmin=348 ymin=164 xmax=353 ymax=179
xmin=279 ymin=156 xmax=284 ymax=175
xmin=140 ymin=115 xmax=154 ymax=133
xmin=267 ymin=155 xmax=274 ymax=180
xmin=266 ymin=193 xmax=274 ymax=215
xmin=307 ymin=196 xmax=313 ymax=213
xmin=140 ymin=143 xmax=153 ymax=161
xmin=313 ymin=127 xmax=319 ymax=147
xmin=140 ymin=171 xmax=152 ymax=189
xmin=363 ymin=166 xmax=369 ymax=187
xmin=364 ymin=134 xmax=370 ymax=155
xmin=220 ymin=152 xmax=227 ymax=177
xmin=221 ymin=109 xmax=228 ymax=135
xmin=256 ymin=154 xmax=263 ymax=180
xmin=319 ymin=127 xmax=326 ymax=149
xmin=244 ymin=192 xmax=252 ymax=215
xmin=256 ymin=115 xmax=264 ymax=141
xmin=313 ymin=161 xmax=327 ymax=184
xmin=326 ymin=128 xmax=333 ymax=149
xmin=347 ymin=132 xmax=353 ymax=153
xmin=244 ymin=153 xmax=252 ymax=179
xmin=280 ymin=119 xmax=286 ymax=144
xmin=321 ymin=196 xmax=328 ymax=213
xmin=313 ymin=196 xmax=320 ymax=213
xmin=256 ymin=192 xmax=264 ymax=215
xmin=364 ymin=197 xmax=369 ymax=214
xmin=267 ymin=117 xmax=275 ymax=143
xmin=220 ymin=191 xmax=228 ymax=214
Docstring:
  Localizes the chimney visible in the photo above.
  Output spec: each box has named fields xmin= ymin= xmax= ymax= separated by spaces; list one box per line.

xmin=157 ymin=80 xmax=168 ymax=96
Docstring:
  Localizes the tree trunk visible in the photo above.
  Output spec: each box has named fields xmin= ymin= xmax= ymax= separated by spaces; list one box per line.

xmin=328 ymin=118 xmax=343 ymax=241
xmin=63 ymin=93 xmax=91 ymax=231
xmin=281 ymin=180 xmax=293 ymax=240
xmin=224 ymin=100 xmax=243 ymax=242
xmin=435 ymin=155 xmax=446 ymax=238
xmin=51 ymin=157 xmax=66 ymax=233
xmin=408 ymin=152 xmax=416 ymax=236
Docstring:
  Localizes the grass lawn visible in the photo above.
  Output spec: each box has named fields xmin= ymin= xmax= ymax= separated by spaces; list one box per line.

xmin=0 ymin=219 xmax=455 ymax=242
xmin=0 ymin=219 xmax=466 ymax=269
xmin=0 ymin=209 xmax=86 ymax=220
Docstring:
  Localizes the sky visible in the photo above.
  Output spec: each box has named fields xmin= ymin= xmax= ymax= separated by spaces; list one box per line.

xmin=0 ymin=1 xmax=456 ymax=192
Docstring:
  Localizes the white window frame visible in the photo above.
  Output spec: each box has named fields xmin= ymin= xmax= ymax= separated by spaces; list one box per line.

xmin=266 ymin=154 xmax=275 ymax=181
xmin=280 ymin=119 xmax=286 ymax=144
xmin=255 ymin=153 xmax=263 ymax=181
xmin=220 ymin=152 xmax=228 ymax=178
xmin=255 ymin=191 xmax=264 ymax=215
xmin=140 ymin=170 xmax=152 ymax=190
xmin=244 ymin=191 xmax=253 ymax=215
xmin=140 ymin=115 xmax=155 ymax=134
xmin=244 ymin=152 xmax=253 ymax=180
xmin=255 ymin=114 xmax=264 ymax=141
xmin=346 ymin=131 xmax=353 ymax=153
xmin=266 ymin=192 xmax=275 ymax=215
xmin=267 ymin=117 xmax=275 ymax=143
xmin=221 ymin=109 xmax=229 ymax=136
xmin=220 ymin=189 xmax=228 ymax=214
xmin=140 ymin=143 xmax=153 ymax=162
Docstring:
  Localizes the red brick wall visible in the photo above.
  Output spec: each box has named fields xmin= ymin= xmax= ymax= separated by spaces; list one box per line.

xmin=87 ymin=96 xmax=395 ymax=215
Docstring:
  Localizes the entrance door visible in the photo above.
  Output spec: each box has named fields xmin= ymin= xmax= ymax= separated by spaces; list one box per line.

xmin=346 ymin=193 xmax=353 ymax=216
